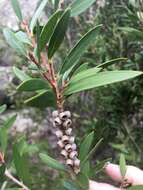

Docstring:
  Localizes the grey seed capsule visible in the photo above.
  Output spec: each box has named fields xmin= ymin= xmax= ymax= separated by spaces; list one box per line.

xmin=55 ymin=130 xmax=63 ymax=138
xmin=71 ymin=143 xmax=77 ymax=150
xmin=65 ymin=144 xmax=72 ymax=152
xmin=74 ymin=167 xmax=80 ymax=174
xmin=69 ymin=136 xmax=75 ymax=144
xmin=74 ymin=159 xmax=80 ymax=167
xmin=66 ymin=159 xmax=74 ymax=166
xmin=69 ymin=151 xmax=78 ymax=159
xmin=52 ymin=110 xmax=59 ymax=118
xmin=63 ymin=119 xmax=72 ymax=129
xmin=59 ymin=111 xmax=71 ymax=121
xmin=54 ymin=117 xmax=62 ymax=126
xmin=57 ymin=140 xmax=64 ymax=148
xmin=62 ymin=135 xmax=69 ymax=144
xmin=65 ymin=128 xmax=72 ymax=135
xmin=61 ymin=150 xmax=68 ymax=158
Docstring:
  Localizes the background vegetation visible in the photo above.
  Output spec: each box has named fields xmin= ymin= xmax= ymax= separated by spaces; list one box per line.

xmin=0 ymin=0 xmax=143 ymax=189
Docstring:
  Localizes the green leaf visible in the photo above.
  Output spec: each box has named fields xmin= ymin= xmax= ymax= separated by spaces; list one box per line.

xmin=13 ymin=66 xmax=31 ymax=81
xmin=70 ymin=67 xmax=101 ymax=84
xmin=39 ymin=153 xmax=67 ymax=171
xmin=0 ymin=105 xmax=7 ymax=114
xmin=48 ymin=9 xmax=71 ymax=59
xmin=11 ymin=0 xmax=23 ymax=21
xmin=96 ymin=58 xmax=128 ymax=69
xmin=3 ymin=28 xmax=27 ymax=56
xmin=73 ymin=63 xmax=89 ymax=75
xmin=94 ymin=158 xmax=112 ymax=174
xmin=79 ymin=131 xmax=94 ymax=161
xmin=0 ymin=115 xmax=17 ymax=152
xmin=17 ymin=79 xmax=50 ymax=91
xmin=30 ymin=0 xmax=48 ymax=32
xmin=53 ymin=0 xmax=60 ymax=10
xmin=63 ymin=180 xmax=80 ymax=190
xmin=60 ymin=25 xmax=102 ymax=74
xmin=119 ymin=154 xmax=127 ymax=178
xmin=76 ymin=172 xmax=89 ymax=190
xmin=24 ymin=90 xmax=56 ymax=108
xmin=82 ymin=138 xmax=103 ymax=165
xmin=70 ymin=0 xmax=97 ymax=17
xmin=36 ymin=21 xmax=41 ymax=63
xmin=119 ymin=27 xmax=143 ymax=41
xmin=15 ymin=31 xmax=32 ymax=45
xmin=127 ymin=185 xmax=143 ymax=190
xmin=3 ymin=114 xmax=17 ymax=130
xmin=81 ymin=161 xmax=90 ymax=177
xmin=13 ymin=140 xmax=30 ymax=185
xmin=39 ymin=10 xmax=63 ymax=50
xmin=64 ymin=70 xmax=142 ymax=95
xmin=0 ymin=164 xmax=6 ymax=183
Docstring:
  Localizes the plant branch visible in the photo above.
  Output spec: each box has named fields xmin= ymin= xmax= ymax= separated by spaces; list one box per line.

xmin=5 ymin=169 xmax=30 ymax=190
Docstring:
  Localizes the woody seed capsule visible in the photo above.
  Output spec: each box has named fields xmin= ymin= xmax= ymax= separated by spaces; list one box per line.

xmin=61 ymin=150 xmax=68 ymax=158
xmin=71 ymin=143 xmax=77 ymax=150
xmin=65 ymin=144 xmax=72 ymax=152
xmin=74 ymin=159 xmax=80 ymax=167
xmin=52 ymin=110 xmax=59 ymax=118
xmin=55 ymin=130 xmax=63 ymax=138
xmin=65 ymin=128 xmax=72 ymax=135
xmin=69 ymin=151 xmax=78 ymax=159
xmin=53 ymin=117 xmax=62 ymax=126
xmin=62 ymin=135 xmax=69 ymax=144
xmin=74 ymin=167 xmax=80 ymax=174
xmin=59 ymin=111 xmax=71 ymax=121
xmin=57 ymin=140 xmax=64 ymax=148
xmin=66 ymin=159 xmax=74 ymax=166
xmin=63 ymin=119 xmax=72 ymax=129
xmin=69 ymin=136 xmax=75 ymax=144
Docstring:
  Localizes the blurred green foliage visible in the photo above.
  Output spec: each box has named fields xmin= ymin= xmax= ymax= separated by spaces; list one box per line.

xmin=1 ymin=0 xmax=143 ymax=189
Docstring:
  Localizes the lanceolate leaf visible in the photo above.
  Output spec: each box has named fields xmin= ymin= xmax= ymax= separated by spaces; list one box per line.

xmin=48 ymin=9 xmax=71 ymax=59
xmin=82 ymin=138 xmax=103 ymax=165
xmin=39 ymin=153 xmax=67 ymax=171
xmin=79 ymin=131 xmax=94 ymax=161
xmin=96 ymin=58 xmax=127 ymax=69
xmin=73 ymin=63 xmax=89 ymax=75
xmin=11 ymin=0 xmax=23 ymax=21
xmin=127 ymin=185 xmax=143 ymax=190
xmin=60 ymin=25 xmax=102 ymax=74
xmin=13 ymin=142 xmax=30 ymax=185
xmin=0 ymin=115 xmax=17 ymax=152
xmin=39 ymin=10 xmax=63 ymax=50
xmin=24 ymin=90 xmax=56 ymax=108
xmin=76 ymin=172 xmax=89 ymax=190
xmin=119 ymin=27 xmax=143 ymax=41
xmin=3 ymin=28 xmax=27 ymax=56
xmin=70 ymin=67 xmax=101 ymax=83
xmin=63 ymin=180 xmax=80 ymax=190
xmin=64 ymin=71 xmax=142 ymax=95
xmin=36 ymin=21 xmax=41 ymax=63
xmin=0 ymin=164 xmax=6 ymax=183
xmin=15 ymin=31 xmax=32 ymax=45
xmin=119 ymin=154 xmax=127 ymax=178
xmin=2 ymin=115 xmax=17 ymax=130
xmin=0 ymin=105 xmax=7 ymax=114
xmin=70 ymin=0 xmax=97 ymax=17
xmin=13 ymin=66 xmax=31 ymax=81
xmin=17 ymin=79 xmax=50 ymax=91
xmin=30 ymin=0 xmax=48 ymax=32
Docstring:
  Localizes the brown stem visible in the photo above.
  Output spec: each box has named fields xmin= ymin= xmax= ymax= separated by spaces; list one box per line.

xmin=22 ymin=20 xmax=64 ymax=111
xmin=5 ymin=169 xmax=30 ymax=190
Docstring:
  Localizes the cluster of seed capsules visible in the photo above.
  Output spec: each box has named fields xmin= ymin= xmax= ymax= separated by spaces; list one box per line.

xmin=52 ymin=110 xmax=80 ymax=174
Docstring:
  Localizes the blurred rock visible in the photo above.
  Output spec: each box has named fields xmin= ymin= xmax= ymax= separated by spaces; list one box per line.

xmin=0 ymin=0 xmax=39 ymax=29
